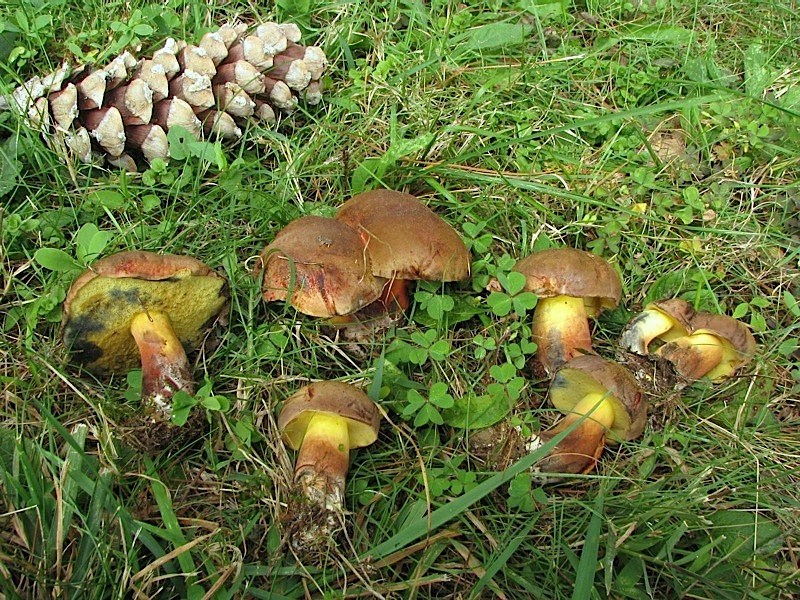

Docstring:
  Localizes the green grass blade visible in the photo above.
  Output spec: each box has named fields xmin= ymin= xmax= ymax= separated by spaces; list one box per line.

xmin=571 ymin=492 xmax=605 ymax=600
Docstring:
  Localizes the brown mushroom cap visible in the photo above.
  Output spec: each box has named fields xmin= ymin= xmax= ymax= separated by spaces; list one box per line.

xmin=334 ymin=189 xmax=471 ymax=282
xmin=62 ymin=251 xmax=228 ymax=376
xmin=513 ymin=248 xmax=622 ymax=316
xmin=278 ymin=381 xmax=381 ymax=449
xmin=549 ymin=355 xmax=646 ymax=442
xmin=256 ymin=215 xmax=384 ymax=317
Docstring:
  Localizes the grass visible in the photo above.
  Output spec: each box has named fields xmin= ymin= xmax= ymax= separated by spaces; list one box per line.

xmin=1 ymin=0 xmax=799 ymax=597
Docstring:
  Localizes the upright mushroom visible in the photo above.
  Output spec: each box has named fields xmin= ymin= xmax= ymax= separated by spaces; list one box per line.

xmin=511 ymin=248 xmax=622 ymax=375
xmin=62 ymin=251 xmax=229 ymax=450
xmin=278 ymin=381 xmax=381 ymax=550
xmin=621 ymin=299 xmax=756 ymax=382
xmin=531 ymin=355 xmax=646 ymax=475
xmin=334 ymin=189 xmax=471 ymax=312
xmin=255 ymin=215 xmax=384 ymax=318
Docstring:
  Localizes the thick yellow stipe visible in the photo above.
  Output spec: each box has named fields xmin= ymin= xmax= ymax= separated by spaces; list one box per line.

xmin=130 ymin=311 xmax=184 ymax=357
xmin=532 ymin=295 xmax=592 ymax=373
xmin=570 ymin=392 xmax=616 ymax=430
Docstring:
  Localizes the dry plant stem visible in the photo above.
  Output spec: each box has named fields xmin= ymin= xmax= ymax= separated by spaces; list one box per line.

xmin=129 ymin=311 xmax=195 ymax=422
xmin=532 ymin=295 xmax=592 ymax=374
xmin=294 ymin=412 xmax=350 ymax=512
xmin=535 ymin=392 xmax=615 ymax=474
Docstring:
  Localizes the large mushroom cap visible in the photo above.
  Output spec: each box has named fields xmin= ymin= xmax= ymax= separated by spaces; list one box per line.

xmin=549 ymin=355 xmax=646 ymax=442
xmin=334 ymin=189 xmax=471 ymax=282
xmin=278 ymin=381 xmax=381 ymax=449
xmin=256 ymin=216 xmax=384 ymax=318
xmin=513 ymin=248 xmax=622 ymax=315
xmin=61 ymin=250 xmax=229 ymax=376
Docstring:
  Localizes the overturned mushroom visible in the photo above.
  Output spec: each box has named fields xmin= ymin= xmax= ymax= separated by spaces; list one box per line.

xmin=658 ymin=312 xmax=756 ymax=381
xmin=62 ymin=251 xmax=229 ymax=451
xmin=334 ymin=189 xmax=471 ymax=313
xmin=619 ymin=298 xmax=695 ymax=355
xmin=621 ymin=299 xmax=756 ymax=382
xmin=511 ymin=248 xmax=622 ymax=375
xmin=278 ymin=381 xmax=380 ymax=550
xmin=531 ymin=355 xmax=646 ymax=475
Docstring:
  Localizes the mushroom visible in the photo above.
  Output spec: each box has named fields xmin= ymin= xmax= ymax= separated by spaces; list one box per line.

xmin=334 ymin=189 xmax=471 ymax=313
xmin=511 ymin=248 xmax=622 ymax=375
xmin=278 ymin=381 xmax=381 ymax=513
xmin=620 ymin=299 xmax=756 ymax=382
xmin=656 ymin=312 xmax=756 ymax=381
xmin=619 ymin=298 xmax=695 ymax=355
xmin=255 ymin=215 xmax=384 ymax=318
xmin=531 ymin=355 xmax=646 ymax=475
xmin=61 ymin=251 xmax=229 ymax=450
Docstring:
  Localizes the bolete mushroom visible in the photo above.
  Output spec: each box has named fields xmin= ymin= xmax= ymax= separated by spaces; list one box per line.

xmin=619 ymin=298 xmax=695 ymax=355
xmin=334 ymin=189 xmax=471 ymax=312
xmin=278 ymin=381 xmax=381 ymax=514
xmin=512 ymin=248 xmax=622 ymax=375
xmin=255 ymin=215 xmax=384 ymax=318
xmin=620 ymin=299 xmax=756 ymax=382
xmin=61 ymin=250 xmax=229 ymax=450
xmin=657 ymin=312 xmax=756 ymax=381
xmin=531 ymin=355 xmax=646 ymax=475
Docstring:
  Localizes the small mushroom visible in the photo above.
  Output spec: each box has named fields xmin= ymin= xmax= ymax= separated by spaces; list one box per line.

xmin=511 ymin=248 xmax=622 ymax=376
xmin=278 ymin=381 xmax=381 ymax=513
xmin=621 ymin=299 xmax=756 ymax=382
xmin=531 ymin=355 xmax=646 ymax=475
xmin=255 ymin=215 xmax=384 ymax=318
xmin=61 ymin=251 xmax=229 ymax=451
xmin=334 ymin=189 xmax=471 ymax=313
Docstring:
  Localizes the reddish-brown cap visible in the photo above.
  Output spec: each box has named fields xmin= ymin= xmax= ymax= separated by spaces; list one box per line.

xmin=278 ymin=381 xmax=381 ymax=449
xmin=549 ymin=355 xmax=647 ymax=442
xmin=513 ymin=248 xmax=621 ymax=316
xmin=255 ymin=216 xmax=384 ymax=317
xmin=62 ymin=251 xmax=228 ymax=375
xmin=335 ymin=189 xmax=471 ymax=282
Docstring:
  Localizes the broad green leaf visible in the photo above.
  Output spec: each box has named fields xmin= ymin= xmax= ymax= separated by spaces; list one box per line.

xmin=452 ymin=23 xmax=531 ymax=51
xmin=743 ymin=42 xmax=771 ymax=98
xmin=504 ymin=271 xmax=527 ymax=295
xmin=34 ymin=248 xmax=81 ymax=272
xmin=487 ymin=292 xmax=512 ymax=316
xmin=441 ymin=392 xmax=511 ymax=429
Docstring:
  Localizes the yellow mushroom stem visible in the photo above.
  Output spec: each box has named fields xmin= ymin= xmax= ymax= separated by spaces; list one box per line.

xmin=294 ymin=412 xmax=351 ymax=511
xmin=531 ymin=295 xmax=592 ymax=375
xmin=655 ymin=330 xmax=735 ymax=381
xmin=536 ymin=392 xmax=616 ymax=474
xmin=620 ymin=308 xmax=681 ymax=354
xmin=129 ymin=311 xmax=194 ymax=421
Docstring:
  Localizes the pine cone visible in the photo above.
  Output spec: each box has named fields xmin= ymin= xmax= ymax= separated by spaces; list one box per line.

xmin=0 ymin=21 xmax=327 ymax=172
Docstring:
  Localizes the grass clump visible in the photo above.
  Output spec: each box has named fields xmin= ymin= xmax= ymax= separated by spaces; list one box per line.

xmin=1 ymin=0 xmax=799 ymax=597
